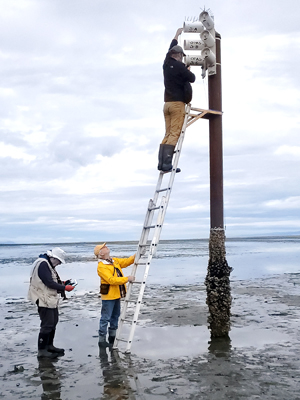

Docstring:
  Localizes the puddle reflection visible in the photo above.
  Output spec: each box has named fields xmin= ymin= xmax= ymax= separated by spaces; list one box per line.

xmin=37 ymin=358 xmax=62 ymax=400
xmin=208 ymin=335 xmax=232 ymax=357
xmin=99 ymin=347 xmax=143 ymax=400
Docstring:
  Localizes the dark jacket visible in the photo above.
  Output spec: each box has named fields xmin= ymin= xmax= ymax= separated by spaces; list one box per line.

xmin=38 ymin=254 xmax=65 ymax=292
xmin=163 ymin=39 xmax=195 ymax=103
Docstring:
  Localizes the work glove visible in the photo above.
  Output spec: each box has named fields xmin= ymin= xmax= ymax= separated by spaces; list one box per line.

xmin=65 ymin=285 xmax=75 ymax=292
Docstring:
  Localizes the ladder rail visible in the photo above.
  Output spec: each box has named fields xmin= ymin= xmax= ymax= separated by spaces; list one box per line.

xmin=132 ymin=165 xmax=165 ymax=275
xmin=131 ymin=199 xmax=154 ymax=274
xmin=123 ymin=196 xmax=167 ymax=352
xmin=114 ymin=103 xmax=193 ymax=352
xmin=115 ymin=176 xmax=167 ymax=348
xmin=114 ymin=196 xmax=167 ymax=350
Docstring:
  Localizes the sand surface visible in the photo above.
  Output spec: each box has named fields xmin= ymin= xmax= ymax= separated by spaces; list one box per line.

xmin=1 ymin=273 xmax=300 ymax=399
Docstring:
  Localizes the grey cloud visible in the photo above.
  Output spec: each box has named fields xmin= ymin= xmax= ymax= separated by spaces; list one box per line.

xmin=0 ymin=156 xmax=75 ymax=181
xmin=0 ymin=133 xmax=126 ymax=183
xmin=0 ymin=130 xmax=29 ymax=148
xmin=214 ymin=0 xmax=300 ymax=35
xmin=0 ymin=184 xmax=155 ymax=236
xmin=50 ymin=133 xmax=125 ymax=164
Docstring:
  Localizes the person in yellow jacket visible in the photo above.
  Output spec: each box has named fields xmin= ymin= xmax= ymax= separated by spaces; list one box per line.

xmin=94 ymin=243 xmax=135 ymax=347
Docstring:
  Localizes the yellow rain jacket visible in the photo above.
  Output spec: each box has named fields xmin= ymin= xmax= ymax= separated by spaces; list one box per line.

xmin=97 ymin=255 xmax=135 ymax=300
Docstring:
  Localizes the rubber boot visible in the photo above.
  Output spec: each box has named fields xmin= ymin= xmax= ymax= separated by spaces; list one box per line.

xmin=108 ymin=335 xmax=116 ymax=347
xmin=47 ymin=330 xmax=65 ymax=355
xmin=38 ymin=333 xmax=58 ymax=359
xmin=161 ymin=144 xmax=175 ymax=172
xmin=98 ymin=335 xmax=109 ymax=348
xmin=157 ymin=144 xmax=164 ymax=171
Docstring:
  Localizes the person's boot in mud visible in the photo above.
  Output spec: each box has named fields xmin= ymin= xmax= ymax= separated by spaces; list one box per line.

xmin=37 ymin=333 xmax=59 ymax=359
xmin=108 ymin=328 xmax=116 ymax=348
xmin=108 ymin=336 xmax=115 ymax=348
xmin=47 ymin=329 xmax=65 ymax=355
xmin=98 ymin=335 xmax=109 ymax=348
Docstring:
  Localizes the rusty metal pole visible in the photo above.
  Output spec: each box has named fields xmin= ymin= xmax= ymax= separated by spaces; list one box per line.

xmin=205 ymin=32 xmax=232 ymax=338
xmin=208 ymin=32 xmax=224 ymax=229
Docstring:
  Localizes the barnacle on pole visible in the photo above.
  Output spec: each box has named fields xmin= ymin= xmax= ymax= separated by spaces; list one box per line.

xmin=205 ymin=228 xmax=232 ymax=337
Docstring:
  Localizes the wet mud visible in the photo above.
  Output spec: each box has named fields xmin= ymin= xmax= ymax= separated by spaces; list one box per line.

xmin=1 ymin=273 xmax=300 ymax=399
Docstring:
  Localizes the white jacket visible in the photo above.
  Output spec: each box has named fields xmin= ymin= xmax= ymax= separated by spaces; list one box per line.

xmin=28 ymin=258 xmax=60 ymax=308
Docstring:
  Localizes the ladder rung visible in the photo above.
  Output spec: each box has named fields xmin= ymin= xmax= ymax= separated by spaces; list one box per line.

xmin=144 ymin=225 xmax=155 ymax=229
xmin=132 ymin=281 xmax=145 ymax=284
xmin=117 ymin=338 xmax=129 ymax=343
xmin=125 ymin=299 xmax=142 ymax=304
xmin=148 ymin=205 xmax=160 ymax=211
xmin=121 ymin=318 xmax=133 ymax=323
xmin=156 ymin=187 xmax=170 ymax=193
xmin=121 ymin=317 xmax=138 ymax=323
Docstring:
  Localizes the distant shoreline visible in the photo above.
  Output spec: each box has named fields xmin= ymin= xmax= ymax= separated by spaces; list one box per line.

xmin=1 ymin=234 xmax=300 ymax=246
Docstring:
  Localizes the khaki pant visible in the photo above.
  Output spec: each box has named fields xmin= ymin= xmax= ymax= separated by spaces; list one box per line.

xmin=162 ymin=101 xmax=185 ymax=146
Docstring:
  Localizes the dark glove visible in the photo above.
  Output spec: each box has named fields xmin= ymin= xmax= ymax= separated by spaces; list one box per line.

xmin=65 ymin=285 xmax=75 ymax=292
xmin=64 ymin=279 xmax=71 ymax=285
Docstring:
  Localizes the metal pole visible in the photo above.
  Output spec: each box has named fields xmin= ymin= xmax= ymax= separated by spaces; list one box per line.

xmin=205 ymin=32 xmax=232 ymax=338
xmin=208 ymin=32 xmax=223 ymax=229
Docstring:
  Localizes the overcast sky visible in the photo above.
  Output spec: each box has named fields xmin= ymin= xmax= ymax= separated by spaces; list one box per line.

xmin=0 ymin=0 xmax=300 ymax=244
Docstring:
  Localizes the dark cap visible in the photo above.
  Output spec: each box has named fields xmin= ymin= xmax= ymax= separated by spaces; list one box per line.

xmin=169 ymin=45 xmax=186 ymax=56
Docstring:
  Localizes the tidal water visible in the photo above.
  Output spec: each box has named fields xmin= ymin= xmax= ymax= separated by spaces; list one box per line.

xmin=0 ymin=236 xmax=299 ymax=302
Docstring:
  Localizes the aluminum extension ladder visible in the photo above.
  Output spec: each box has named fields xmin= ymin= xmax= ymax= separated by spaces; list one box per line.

xmin=114 ymin=104 xmax=221 ymax=353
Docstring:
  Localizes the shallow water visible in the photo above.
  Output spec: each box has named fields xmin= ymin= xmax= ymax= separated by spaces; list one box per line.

xmin=129 ymin=324 xmax=291 ymax=359
xmin=1 ymin=237 xmax=300 ymax=302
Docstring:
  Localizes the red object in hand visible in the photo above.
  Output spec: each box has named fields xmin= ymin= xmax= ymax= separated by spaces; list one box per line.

xmin=65 ymin=285 xmax=75 ymax=292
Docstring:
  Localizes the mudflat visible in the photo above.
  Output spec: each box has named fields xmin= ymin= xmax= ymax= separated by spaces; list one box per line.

xmin=1 ymin=273 xmax=300 ymax=399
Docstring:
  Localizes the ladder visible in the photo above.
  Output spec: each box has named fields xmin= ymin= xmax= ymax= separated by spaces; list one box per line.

xmin=114 ymin=104 xmax=222 ymax=353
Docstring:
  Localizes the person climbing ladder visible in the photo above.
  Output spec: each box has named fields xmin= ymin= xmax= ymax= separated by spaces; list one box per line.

xmin=158 ymin=27 xmax=196 ymax=172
